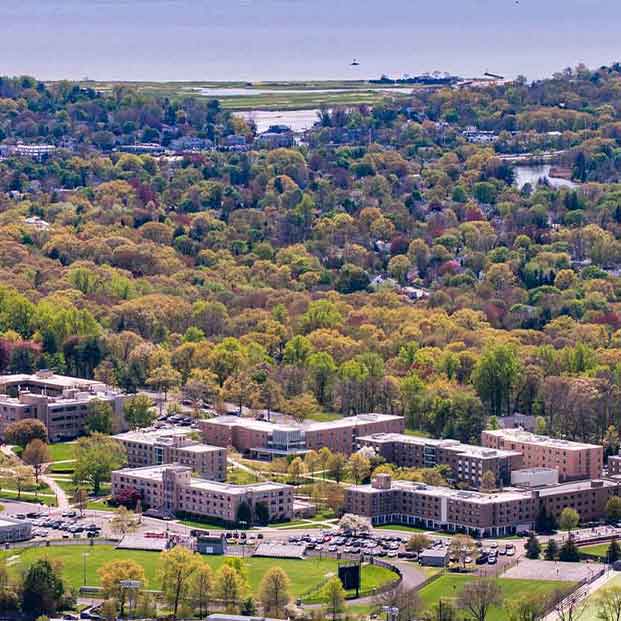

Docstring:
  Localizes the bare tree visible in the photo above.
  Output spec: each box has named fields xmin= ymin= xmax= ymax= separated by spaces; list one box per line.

xmin=552 ymin=587 xmax=587 ymax=621
xmin=458 ymin=578 xmax=503 ymax=621
xmin=596 ymin=585 xmax=621 ymax=621
xmin=374 ymin=585 xmax=422 ymax=621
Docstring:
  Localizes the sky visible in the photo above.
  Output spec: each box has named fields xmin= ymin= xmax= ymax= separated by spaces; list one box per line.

xmin=1 ymin=0 xmax=620 ymax=82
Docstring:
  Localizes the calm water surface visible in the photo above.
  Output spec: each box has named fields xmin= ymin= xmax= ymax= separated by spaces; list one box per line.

xmin=1 ymin=1 xmax=621 ymax=81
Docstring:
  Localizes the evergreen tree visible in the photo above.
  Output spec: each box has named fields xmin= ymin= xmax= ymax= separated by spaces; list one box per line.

xmin=21 ymin=559 xmax=65 ymax=618
xmin=544 ymin=539 xmax=559 ymax=561
xmin=559 ymin=538 xmax=580 ymax=563
xmin=608 ymin=538 xmax=621 ymax=564
xmin=525 ymin=533 xmax=541 ymax=559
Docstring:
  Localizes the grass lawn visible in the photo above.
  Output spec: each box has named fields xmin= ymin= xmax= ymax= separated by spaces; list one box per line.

xmin=48 ymin=442 xmax=76 ymax=463
xmin=48 ymin=462 xmax=76 ymax=474
xmin=0 ymin=490 xmax=56 ymax=506
xmin=417 ymin=575 xmax=572 ymax=621
xmin=580 ymin=575 xmax=621 ymax=621
xmin=305 ymin=411 xmax=342 ymax=422
xmin=226 ymin=468 xmax=259 ymax=485
xmin=579 ymin=543 xmax=610 ymax=558
xmin=271 ymin=521 xmax=327 ymax=529
xmin=375 ymin=524 xmax=430 ymax=534
xmin=3 ymin=545 xmax=397 ymax=601
xmin=177 ymin=518 xmax=226 ymax=531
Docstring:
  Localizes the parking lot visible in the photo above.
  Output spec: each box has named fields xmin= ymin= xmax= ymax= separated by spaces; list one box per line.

xmin=8 ymin=510 xmax=103 ymax=541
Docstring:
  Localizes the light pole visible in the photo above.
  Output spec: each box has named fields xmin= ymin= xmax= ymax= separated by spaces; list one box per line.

xmin=82 ymin=552 xmax=89 ymax=586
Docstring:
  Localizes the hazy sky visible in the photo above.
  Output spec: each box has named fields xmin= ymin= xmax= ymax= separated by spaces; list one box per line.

xmin=1 ymin=0 xmax=620 ymax=81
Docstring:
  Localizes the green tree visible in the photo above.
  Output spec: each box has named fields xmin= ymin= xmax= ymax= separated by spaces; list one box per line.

xmin=4 ymin=418 xmax=47 ymax=447
xmin=236 ymin=501 xmax=252 ymax=527
xmin=98 ymin=559 xmax=145 ymax=618
xmin=159 ymin=546 xmax=199 ymax=621
xmin=559 ymin=508 xmax=580 ymax=534
xmin=240 ymin=596 xmax=257 ymax=616
xmin=73 ymin=433 xmax=126 ymax=495
xmin=559 ymin=538 xmax=580 ymax=562
xmin=21 ymin=559 xmax=66 ymax=618
xmin=473 ymin=344 xmax=523 ymax=418
xmin=608 ymin=538 xmax=621 ymax=564
xmin=123 ymin=394 xmax=155 ymax=429
xmin=327 ymin=452 xmax=346 ymax=483
xmin=85 ymin=399 xmax=113 ymax=434
xmin=607 ymin=497 xmax=621 ymax=522
xmin=190 ymin=562 xmax=214 ymax=618
xmin=147 ymin=365 xmax=181 ymax=413
xmin=307 ymin=351 xmax=337 ymax=406
xmin=524 ymin=533 xmax=541 ymax=560
xmin=258 ymin=567 xmax=290 ymax=618
xmin=348 ymin=452 xmax=371 ymax=485
xmin=323 ymin=576 xmax=346 ymax=621
xmin=544 ymin=539 xmax=559 ymax=561
xmin=215 ymin=564 xmax=244 ymax=612
xmin=287 ymin=457 xmax=305 ymax=484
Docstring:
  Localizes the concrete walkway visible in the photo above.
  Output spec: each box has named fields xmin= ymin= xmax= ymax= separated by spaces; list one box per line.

xmin=41 ymin=468 xmax=69 ymax=509
xmin=544 ymin=569 xmax=617 ymax=621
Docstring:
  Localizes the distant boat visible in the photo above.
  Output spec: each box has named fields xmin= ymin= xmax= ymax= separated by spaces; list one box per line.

xmin=350 ymin=59 xmax=360 ymax=66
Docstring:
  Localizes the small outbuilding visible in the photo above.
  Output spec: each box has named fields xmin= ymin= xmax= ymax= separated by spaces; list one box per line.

xmin=419 ymin=548 xmax=448 ymax=567
xmin=196 ymin=534 xmax=227 ymax=555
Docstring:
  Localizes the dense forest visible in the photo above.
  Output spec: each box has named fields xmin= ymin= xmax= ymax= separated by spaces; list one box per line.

xmin=3 ymin=65 xmax=621 ymax=447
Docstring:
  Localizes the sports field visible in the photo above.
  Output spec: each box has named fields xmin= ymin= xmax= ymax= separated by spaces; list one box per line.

xmin=417 ymin=575 xmax=573 ymax=621
xmin=3 ymin=545 xmax=396 ymax=601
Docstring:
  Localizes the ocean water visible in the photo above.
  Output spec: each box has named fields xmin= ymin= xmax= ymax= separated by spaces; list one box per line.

xmin=1 ymin=0 xmax=621 ymax=82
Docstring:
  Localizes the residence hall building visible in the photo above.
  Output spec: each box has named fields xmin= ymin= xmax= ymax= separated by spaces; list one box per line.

xmin=357 ymin=433 xmax=523 ymax=488
xmin=199 ymin=413 xmax=405 ymax=458
xmin=345 ymin=473 xmax=620 ymax=537
xmin=115 ymin=428 xmax=227 ymax=481
xmin=111 ymin=464 xmax=292 ymax=524
xmin=481 ymin=428 xmax=603 ymax=482
xmin=0 ymin=371 xmax=127 ymax=442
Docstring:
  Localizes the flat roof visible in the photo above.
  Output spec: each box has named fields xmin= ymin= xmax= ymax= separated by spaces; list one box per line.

xmin=359 ymin=433 xmax=521 ymax=459
xmin=0 ymin=518 xmax=27 ymax=527
xmin=349 ymin=480 xmax=533 ymax=504
xmin=179 ymin=444 xmax=224 ymax=454
xmin=350 ymin=478 xmax=617 ymax=504
xmin=113 ymin=464 xmax=289 ymax=493
xmin=483 ymin=428 xmax=602 ymax=450
xmin=115 ymin=428 xmax=195 ymax=443
xmin=189 ymin=478 xmax=288 ymax=494
xmin=203 ymin=413 xmax=403 ymax=433
xmin=0 ymin=391 xmax=119 ymax=407
xmin=0 ymin=373 xmax=103 ymax=388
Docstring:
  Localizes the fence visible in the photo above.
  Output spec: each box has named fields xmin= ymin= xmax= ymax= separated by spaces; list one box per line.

xmin=541 ymin=564 xmax=607 ymax=618
xmin=6 ymin=536 xmax=118 ymax=551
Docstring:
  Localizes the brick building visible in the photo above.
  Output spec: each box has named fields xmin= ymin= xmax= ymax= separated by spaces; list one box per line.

xmin=0 ymin=371 xmax=127 ymax=442
xmin=481 ymin=428 xmax=603 ymax=482
xmin=115 ymin=428 xmax=227 ymax=480
xmin=345 ymin=474 xmax=619 ymax=537
xmin=357 ymin=433 xmax=523 ymax=488
xmin=199 ymin=413 xmax=405 ymax=458
xmin=111 ymin=464 xmax=292 ymax=524
xmin=608 ymin=454 xmax=621 ymax=476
